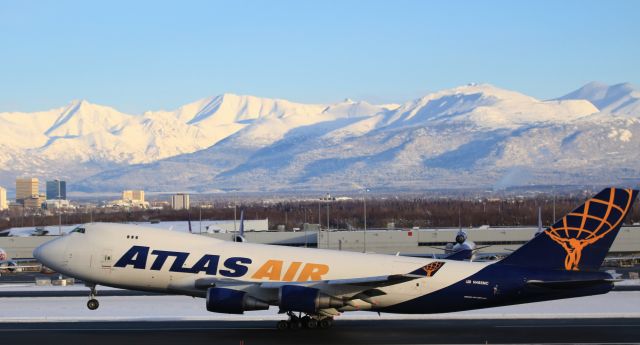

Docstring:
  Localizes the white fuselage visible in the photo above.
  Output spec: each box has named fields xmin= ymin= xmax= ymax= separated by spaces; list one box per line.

xmin=34 ymin=223 xmax=490 ymax=310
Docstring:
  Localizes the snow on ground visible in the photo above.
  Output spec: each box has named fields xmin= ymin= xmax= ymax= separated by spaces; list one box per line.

xmin=0 ymin=290 xmax=638 ymax=322
xmin=616 ymin=279 xmax=640 ymax=286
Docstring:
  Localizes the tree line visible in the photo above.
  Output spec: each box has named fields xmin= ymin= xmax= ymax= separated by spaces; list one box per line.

xmin=2 ymin=194 xmax=638 ymax=231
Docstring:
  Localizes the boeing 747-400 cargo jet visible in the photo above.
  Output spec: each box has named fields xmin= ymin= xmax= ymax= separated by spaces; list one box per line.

xmin=33 ymin=188 xmax=638 ymax=329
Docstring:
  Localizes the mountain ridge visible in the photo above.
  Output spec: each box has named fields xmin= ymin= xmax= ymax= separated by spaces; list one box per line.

xmin=0 ymin=82 xmax=638 ymax=193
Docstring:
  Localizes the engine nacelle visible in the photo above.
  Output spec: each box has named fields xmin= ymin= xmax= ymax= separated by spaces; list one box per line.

xmin=455 ymin=231 xmax=467 ymax=244
xmin=206 ymin=287 xmax=269 ymax=314
xmin=279 ymin=285 xmax=344 ymax=314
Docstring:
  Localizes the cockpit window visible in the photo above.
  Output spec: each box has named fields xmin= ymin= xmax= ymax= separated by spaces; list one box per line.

xmin=70 ymin=227 xmax=86 ymax=234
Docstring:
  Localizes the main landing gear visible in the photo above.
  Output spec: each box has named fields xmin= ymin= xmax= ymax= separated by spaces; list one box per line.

xmin=86 ymin=284 xmax=99 ymax=310
xmin=277 ymin=312 xmax=333 ymax=330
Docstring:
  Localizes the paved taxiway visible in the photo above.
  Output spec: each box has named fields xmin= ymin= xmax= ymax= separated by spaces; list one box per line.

xmin=1 ymin=318 xmax=638 ymax=345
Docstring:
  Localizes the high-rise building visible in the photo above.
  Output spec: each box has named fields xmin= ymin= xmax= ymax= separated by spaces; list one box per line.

xmin=170 ymin=193 xmax=190 ymax=210
xmin=122 ymin=190 xmax=132 ymax=201
xmin=46 ymin=180 xmax=67 ymax=200
xmin=0 ymin=186 xmax=7 ymax=211
xmin=15 ymin=177 xmax=38 ymax=203
xmin=122 ymin=190 xmax=145 ymax=203
xmin=133 ymin=190 xmax=144 ymax=203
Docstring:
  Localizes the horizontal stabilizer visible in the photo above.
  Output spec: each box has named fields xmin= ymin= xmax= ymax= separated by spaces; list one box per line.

xmin=526 ymin=279 xmax=615 ymax=289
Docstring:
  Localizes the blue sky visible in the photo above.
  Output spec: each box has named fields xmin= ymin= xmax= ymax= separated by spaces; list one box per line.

xmin=0 ymin=0 xmax=638 ymax=114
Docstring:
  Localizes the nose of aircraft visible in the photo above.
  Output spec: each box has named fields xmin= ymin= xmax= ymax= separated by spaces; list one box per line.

xmin=33 ymin=237 xmax=68 ymax=270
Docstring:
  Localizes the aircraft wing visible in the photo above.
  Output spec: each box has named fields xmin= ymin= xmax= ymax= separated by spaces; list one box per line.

xmin=195 ymin=273 xmax=422 ymax=290
xmin=194 ymin=262 xmax=440 ymax=291
xmin=262 ymin=274 xmax=422 ymax=288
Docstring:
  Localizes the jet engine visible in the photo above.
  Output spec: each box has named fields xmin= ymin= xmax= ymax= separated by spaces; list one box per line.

xmin=206 ymin=287 xmax=269 ymax=314
xmin=279 ymin=285 xmax=344 ymax=314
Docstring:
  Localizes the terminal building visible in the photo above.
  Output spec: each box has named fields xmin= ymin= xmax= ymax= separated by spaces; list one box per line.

xmin=316 ymin=226 xmax=640 ymax=257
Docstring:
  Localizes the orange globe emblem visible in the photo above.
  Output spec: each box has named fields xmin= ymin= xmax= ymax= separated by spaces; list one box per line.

xmin=545 ymin=188 xmax=634 ymax=271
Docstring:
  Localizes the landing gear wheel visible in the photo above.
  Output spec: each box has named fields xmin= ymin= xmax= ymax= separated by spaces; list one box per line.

xmin=277 ymin=320 xmax=289 ymax=330
xmin=300 ymin=316 xmax=310 ymax=327
xmin=319 ymin=318 xmax=333 ymax=329
xmin=87 ymin=298 xmax=99 ymax=310
xmin=306 ymin=319 xmax=318 ymax=329
xmin=289 ymin=320 xmax=303 ymax=330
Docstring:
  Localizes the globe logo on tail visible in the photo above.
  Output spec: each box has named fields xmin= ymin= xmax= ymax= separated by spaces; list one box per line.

xmin=545 ymin=188 xmax=634 ymax=271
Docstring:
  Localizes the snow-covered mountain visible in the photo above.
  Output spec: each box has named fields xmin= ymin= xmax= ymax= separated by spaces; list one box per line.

xmin=556 ymin=82 xmax=640 ymax=116
xmin=1 ymin=82 xmax=638 ymax=194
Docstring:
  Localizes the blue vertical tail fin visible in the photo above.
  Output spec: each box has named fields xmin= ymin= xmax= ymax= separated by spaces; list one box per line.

xmin=498 ymin=188 xmax=638 ymax=271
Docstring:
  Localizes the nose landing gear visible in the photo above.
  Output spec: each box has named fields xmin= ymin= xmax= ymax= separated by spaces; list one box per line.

xmin=87 ymin=298 xmax=99 ymax=310
xmin=86 ymin=284 xmax=99 ymax=310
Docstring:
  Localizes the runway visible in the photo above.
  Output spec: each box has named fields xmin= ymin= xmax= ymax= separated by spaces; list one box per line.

xmin=0 ymin=318 xmax=638 ymax=345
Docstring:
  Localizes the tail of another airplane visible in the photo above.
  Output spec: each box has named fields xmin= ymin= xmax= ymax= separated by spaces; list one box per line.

xmin=498 ymin=187 xmax=638 ymax=271
xmin=233 ymin=210 xmax=247 ymax=243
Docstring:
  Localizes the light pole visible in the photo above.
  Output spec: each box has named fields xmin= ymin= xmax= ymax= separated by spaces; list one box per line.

xmin=552 ymin=189 xmax=556 ymax=223
xmin=304 ymin=209 xmax=308 ymax=248
xmin=326 ymin=199 xmax=330 ymax=248
xmin=233 ymin=203 xmax=237 ymax=232
xmin=321 ymin=193 xmax=331 ymax=249
xmin=304 ymin=209 xmax=312 ymax=248
xmin=57 ymin=185 xmax=62 ymax=236
xmin=363 ymin=188 xmax=369 ymax=253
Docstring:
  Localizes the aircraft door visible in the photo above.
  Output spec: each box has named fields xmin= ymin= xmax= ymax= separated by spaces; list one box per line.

xmin=100 ymin=249 xmax=113 ymax=274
